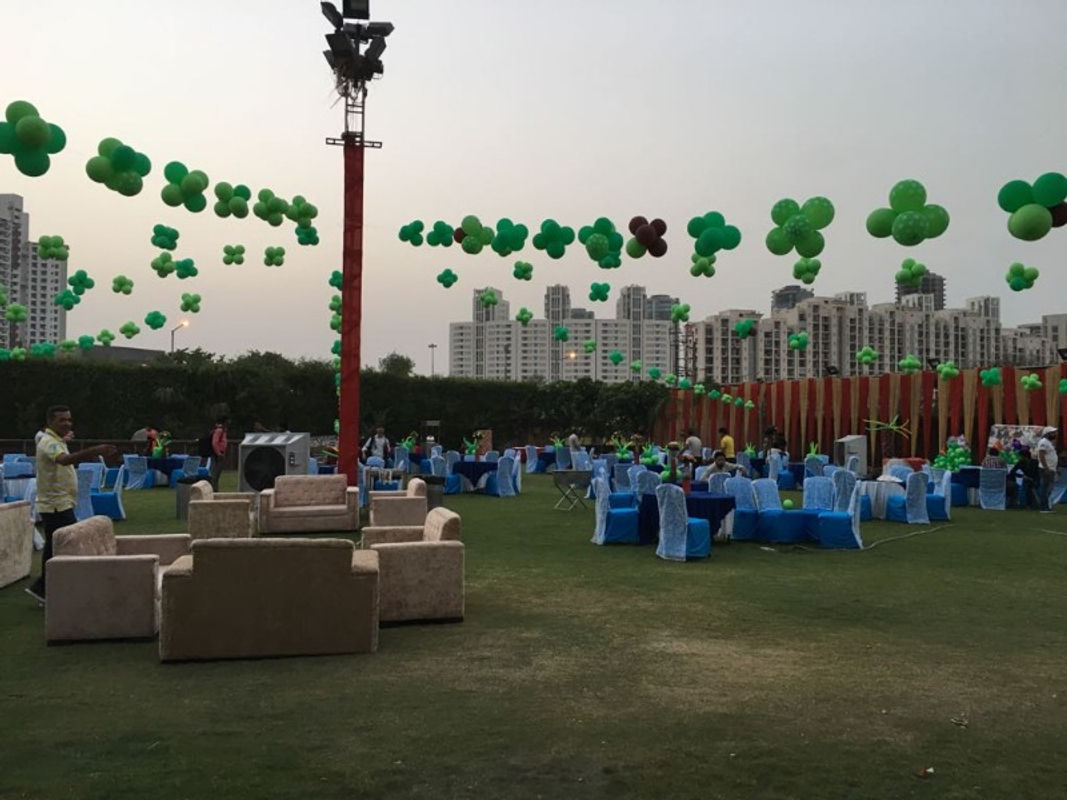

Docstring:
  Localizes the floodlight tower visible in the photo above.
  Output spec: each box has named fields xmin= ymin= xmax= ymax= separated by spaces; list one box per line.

xmin=321 ymin=1 xmax=394 ymax=485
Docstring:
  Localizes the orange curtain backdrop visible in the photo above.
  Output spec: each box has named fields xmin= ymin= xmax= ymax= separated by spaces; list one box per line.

xmin=1044 ymin=366 xmax=1059 ymax=429
xmin=976 ymin=380 xmax=990 ymax=453
xmin=857 ymin=375 xmax=870 ymax=458
xmin=937 ymin=378 xmax=949 ymax=449
xmin=900 ymin=374 xmax=917 ymax=456
xmin=961 ymin=370 xmax=977 ymax=448
xmin=774 ymin=380 xmax=786 ymax=451
xmin=867 ymin=375 xmax=881 ymax=460
xmin=785 ymin=381 xmax=796 ymax=455
xmin=815 ymin=379 xmax=826 ymax=454
xmin=1028 ymin=373 xmax=1046 ymax=426
xmin=948 ymin=373 xmax=964 ymax=438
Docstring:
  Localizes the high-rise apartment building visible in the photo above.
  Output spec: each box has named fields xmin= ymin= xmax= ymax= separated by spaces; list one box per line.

xmin=770 ymin=284 xmax=814 ymax=310
xmin=895 ymin=270 xmax=946 ymax=310
xmin=0 ymin=194 xmax=66 ymax=349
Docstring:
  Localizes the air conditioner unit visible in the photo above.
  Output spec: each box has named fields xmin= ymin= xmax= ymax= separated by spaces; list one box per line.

xmin=834 ymin=434 xmax=868 ymax=479
xmin=238 ymin=432 xmax=310 ymax=493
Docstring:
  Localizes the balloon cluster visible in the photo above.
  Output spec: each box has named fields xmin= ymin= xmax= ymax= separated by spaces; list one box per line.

xmin=78 ymin=335 xmax=94 ymax=350
xmin=111 ymin=275 xmax=134 ymax=294
xmin=512 ymin=261 xmax=533 ymax=281
xmin=678 ymin=378 xmax=692 ymax=390
xmin=788 ymin=332 xmax=809 ymax=350
xmin=765 ymin=196 xmax=835 ymax=257
xmin=625 ymin=216 xmax=668 ymax=258
xmin=287 ymin=196 xmax=318 ymax=228
xmin=328 ymin=270 xmax=343 ymax=290
xmin=578 ymin=217 xmax=624 ymax=268
xmin=97 ymin=329 xmax=115 ymax=346
xmin=693 ymin=383 xmax=705 ymax=395
xmin=426 ymin=221 xmax=454 ymax=247
xmin=933 ymin=441 xmax=971 ymax=472
xmin=398 ymin=220 xmax=424 ymax=246
xmin=689 ymin=254 xmax=715 ymax=278
xmin=175 ymin=258 xmax=198 ymax=279
xmin=866 ymin=179 xmax=950 ymax=246
xmin=1020 ymin=373 xmax=1043 ymax=392
xmin=295 ymin=225 xmax=319 ymax=246
xmin=213 ymin=182 xmax=252 ymax=218
xmin=1005 ymin=262 xmax=1039 ymax=292
xmin=665 ymin=373 xmax=677 ymax=387
xmin=936 ymin=361 xmax=960 ymax=380
xmin=671 ymin=303 xmax=690 ymax=323
xmin=898 ymin=354 xmax=922 ymax=373
xmin=478 ymin=289 xmax=498 ymax=308
xmin=68 ymin=270 xmax=95 ymax=296
xmin=161 ymin=162 xmax=209 ymax=212
xmin=895 ymin=257 xmax=927 ymax=287
xmin=709 ymin=389 xmax=721 ymax=399
xmin=144 ymin=311 xmax=167 ymax=330
xmin=151 ymin=253 xmax=176 ymax=278
xmin=998 ymin=173 xmax=1067 ymax=241
xmin=553 ymin=325 xmax=570 ymax=342
xmin=223 ymin=244 xmax=245 ymax=265
xmin=151 ymin=224 xmax=179 ymax=250
xmin=609 ymin=350 xmax=624 ymax=366
xmin=648 ymin=367 xmax=662 ymax=381
xmin=85 ymin=138 xmax=151 ymax=196
xmin=687 ymin=211 xmax=741 ymax=263
xmin=454 ymin=215 xmax=495 ymax=254
xmin=532 ymin=219 xmax=575 ymax=259
xmin=630 ymin=359 xmax=642 ymax=373
xmin=5 ymin=303 xmax=28 ymax=322
xmin=490 ymin=218 xmax=528 ymax=256
xmin=734 ymin=319 xmax=756 ymax=339
xmin=588 ymin=282 xmax=610 ymax=302
xmin=180 ymin=293 xmax=202 ymax=313
xmin=263 ymin=247 xmax=285 ymax=267
xmin=119 ymin=321 xmax=140 ymax=339
xmin=516 ymin=307 xmax=533 ymax=326
xmin=980 ymin=367 xmax=1002 ymax=388
xmin=793 ymin=257 xmax=821 ymax=285
xmin=436 ymin=268 xmax=458 ymax=288
xmin=583 ymin=340 xmax=597 ymax=354
xmin=53 ymin=290 xmax=80 ymax=311
xmin=254 ymin=189 xmax=289 ymax=226
xmin=855 ymin=346 xmax=879 ymax=365
xmin=0 ymin=101 xmax=66 ymax=176
xmin=30 ymin=342 xmax=56 ymax=359
xmin=1059 ymin=379 xmax=1067 ymax=395
xmin=37 ymin=235 xmax=69 ymax=261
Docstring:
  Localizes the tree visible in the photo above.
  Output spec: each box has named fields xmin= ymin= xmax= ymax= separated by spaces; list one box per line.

xmin=378 ymin=352 xmax=415 ymax=377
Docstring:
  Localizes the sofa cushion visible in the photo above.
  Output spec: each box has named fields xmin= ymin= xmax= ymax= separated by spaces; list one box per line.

xmin=53 ymin=516 xmax=117 ymax=556
xmin=423 ymin=508 xmax=461 ymax=542
xmin=274 ymin=475 xmax=348 ymax=508
xmin=268 ymin=503 xmax=350 ymax=518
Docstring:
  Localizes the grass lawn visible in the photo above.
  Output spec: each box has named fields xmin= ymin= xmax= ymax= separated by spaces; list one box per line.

xmin=2 ymin=474 xmax=1066 ymax=799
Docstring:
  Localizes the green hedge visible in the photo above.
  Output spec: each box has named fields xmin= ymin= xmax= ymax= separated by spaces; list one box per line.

xmin=0 ymin=360 xmax=668 ymax=445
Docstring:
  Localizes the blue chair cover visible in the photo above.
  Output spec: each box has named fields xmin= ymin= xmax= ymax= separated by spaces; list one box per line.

xmin=554 ymin=448 xmax=572 ymax=471
xmin=927 ymin=470 xmax=953 ymax=521
xmin=735 ymin=451 xmax=753 ymax=475
xmin=775 ymin=454 xmax=797 ymax=490
xmin=752 ymin=478 xmax=790 ymax=542
xmin=572 ymin=450 xmax=593 ymax=471
xmin=655 ymin=483 xmax=710 ymax=561
xmin=591 ymin=476 xmax=638 ymax=545
xmin=74 ymin=469 xmax=95 ymax=521
xmin=831 ymin=469 xmax=857 ymax=512
xmin=392 ymin=446 xmax=409 ymax=473
xmin=978 ymin=467 xmax=1006 ymax=510
xmin=78 ymin=462 xmax=105 ymax=491
xmin=822 ymin=464 xmax=840 ymax=478
xmin=707 ymin=473 xmax=729 ymax=494
xmin=484 ymin=450 xmax=499 ymax=463
xmin=804 ymin=456 xmax=823 ymax=479
xmin=524 ymin=445 xmax=539 ymax=473
xmin=845 ymin=455 xmax=859 ymax=475
xmin=123 ymin=455 xmax=154 ymax=489
xmin=91 ymin=466 xmax=127 ymax=520
xmin=512 ymin=455 xmax=523 ymax=494
xmin=889 ymin=465 xmax=913 ymax=483
xmin=802 ymin=476 xmax=834 ymax=510
xmin=430 ymin=445 xmax=443 ymax=458
xmin=816 ymin=485 xmax=863 ymax=549
xmin=886 ymin=472 xmax=930 ymax=524
xmin=171 ymin=455 xmax=202 ymax=487
xmin=430 ymin=455 xmax=446 ymax=477
xmin=724 ymin=476 xmax=759 ymax=541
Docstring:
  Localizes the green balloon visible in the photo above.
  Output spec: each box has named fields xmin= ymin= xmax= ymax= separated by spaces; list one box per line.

xmin=5 ymin=100 xmax=38 ymax=124
xmin=794 ymin=230 xmax=824 ymax=258
xmin=184 ymin=193 xmax=207 ymax=213
xmin=695 ymin=227 xmax=723 ymax=256
xmin=891 ymin=211 xmax=928 ymax=246
xmin=997 ymin=179 xmax=1034 ymax=213
xmin=161 ymin=183 xmax=184 ymax=206
xmin=922 ymin=204 xmax=950 ymax=238
xmin=625 ymin=238 xmax=646 ymax=258
xmin=801 ymin=196 xmax=835 ymax=229
xmin=85 ymin=155 xmax=112 ymax=182
xmin=889 ymin=179 xmax=927 ymax=213
xmin=1032 ymin=172 xmax=1067 ymax=207
xmin=782 ymin=214 xmax=812 ymax=242
xmin=15 ymin=115 xmax=50 ymax=148
xmin=721 ymin=225 xmax=741 ymax=249
xmin=866 ymin=207 xmax=896 ymax=238
xmin=771 ymin=198 xmax=801 ymax=226
xmin=14 ymin=149 xmax=49 ymax=177
xmin=765 ymin=227 xmax=792 ymax=255
xmin=1007 ymin=204 xmax=1053 ymax=241
xmin=163 ymin=161 xmax=187 ymax=183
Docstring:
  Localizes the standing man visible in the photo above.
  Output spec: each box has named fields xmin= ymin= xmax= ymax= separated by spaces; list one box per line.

xmin=718 ymin=427 xmax=736 ymax=459
xmin=362 ymin=426 xmax=392 ymax=463
xmin=26 ymin=405 xmax=117 ymax=604
xmin=1035 ymin=427 xmax=1058 ymax=512
xmin=209 ymin=416 xmax=228 ymax=491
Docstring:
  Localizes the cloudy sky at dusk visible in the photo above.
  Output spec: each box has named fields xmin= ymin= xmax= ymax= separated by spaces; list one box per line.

xmin=3 ymin=0 xmax=1067 ymax=373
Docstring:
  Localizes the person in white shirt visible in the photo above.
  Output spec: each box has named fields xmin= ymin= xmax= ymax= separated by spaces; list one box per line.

xmin=684 ymin=429 xmax=702 ymax=459
xmin=362 ymin=427 xmax=391 ymax=462
xmin=1034 ymin=427 xmax=1059 ymax=512
xmin=566 ymin=432 xmax=579 ymax=450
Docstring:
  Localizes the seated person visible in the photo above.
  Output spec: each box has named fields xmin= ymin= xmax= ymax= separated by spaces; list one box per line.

xmin=1007 ymin=448 xmax=1039 ymax=509
xmin=703 ymin=450 xmax=747 ymax=477
xmin=982 ymin=447 xmax=1006 ymax=469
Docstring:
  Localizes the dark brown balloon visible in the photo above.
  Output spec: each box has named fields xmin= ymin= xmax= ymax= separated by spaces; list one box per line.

xmin=635 ymin=224 xmax=658 ymax=247
xmin=651 ymin=218 xmax=667 ymax=236
xmin=628 ymin=215 xmax=648 ymax=235
xmin=1050 ymin=202 xmax=1067 ymax=228
xmin=647 ymin=238 xmax=668 ymax=258
xmin=453 ymin=227 xmax=466 ymax=242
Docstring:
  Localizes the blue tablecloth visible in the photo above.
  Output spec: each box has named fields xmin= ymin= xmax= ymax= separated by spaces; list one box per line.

xmin=147 ymin=456 xmax=187 ymax=478
xmin=787 ymin=462 xmax=807 ymax=486
xmin=452 ymin=461 xmax=497 ymax=486
xmin=637 ymin=494 xmax=661 ymax=545
xmin=535 ymin=451 xmax=557 ymax=473
xmin=951 ymin=466 xmax=981 ymax=489
xmin=638 ymin=491 xmax=736 ymax=546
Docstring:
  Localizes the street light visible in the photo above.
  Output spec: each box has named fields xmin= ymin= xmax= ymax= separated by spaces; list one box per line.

xmin=170 ymin=319 xmax=189 ymax=353
xmin=428 ymin=343 xmax=437 ymax=377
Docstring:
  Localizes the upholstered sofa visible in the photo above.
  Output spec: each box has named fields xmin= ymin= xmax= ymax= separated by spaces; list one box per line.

xmin=159 ymin=538 xmax=379 ymax=661
xmin=361 ymin=507 xmax=464 ymax=623
xmin=368 ymin=477 xmax=428 ymax=527
xmin=46 ymin=516 xmax=190 ymax=642
xmin=188 ymin=480 xmax=256 ymax=539
xmin=258 ymin=474 xmax=360 ymax=534
xmin=0 ymin=500 xmax=33 ymax=588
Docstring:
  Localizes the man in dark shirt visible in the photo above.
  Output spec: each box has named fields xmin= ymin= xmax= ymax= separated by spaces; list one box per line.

xmin=1007 ymin=449 xmax=1039 ymax=509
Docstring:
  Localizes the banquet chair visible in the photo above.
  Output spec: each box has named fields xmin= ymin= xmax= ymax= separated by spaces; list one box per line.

xmin=484 ymin=450 xmax=499 ymax=463
xmin=816 ymin=485 xmax=863 ymax=549
xmin=512 ymin=454 xmax=523 ymax=494
xmin=706 ymin=473 xmax=728 ymax=494
xmin=885 ymin=472 xmax=930 ymax=524
xmin=74 ymin=469 xmax=96 ymax=521
xmin=554 ymin=447 xmax=572 ymax=471
xmin=627 ymin=464 xmax=648 ymax=492
xmin=654 ymin=483 xmax=710 ymax=561
xmin=724 ymin=476 xmax=758 ymax=540
xmin=613 ymin=464 xmax=632 ymax=491
xmin=636 ymin=470 xmax=661 ymax=496
xmin=484 ymin=456 xmax=516 ymax=497
xmin=752 ymin=478 xmax=790 ymax=542
xmin=735 ymin=451 xmax=753 ymax=475
xmin=90 ymin=466 xmax=127 ymax=521
xmin=804 ymin=455 xmax=824 ymax=479
xmin=845 ymin=455 xmax=859 ymax=475
xmin=978 ymin=467 xmax=1007 ymax=511
xmin=776 ymin=453 xmax=797 ymax=490
xmin=392 ymin=445 xmax=409 ymax=473
xmin=889 ymin=465 xmax=913 ymax=483
xmin=524 ymin=445 xmax=539 ymax=473
xmin=926 ymin=469 xmax=953 ymax=521
xmin=693 ymin=465 xmax=712 ymax=483
xmin=171 ymin=455 xmax=202 ymax=488
xmin=831 ymin=468 xmax=857 ymax=512
xmin=78 ymin=461 xmax=105 ymax=491
xmin=802 ymin=476 xmax=835 ymax=511
xmin=123 ymin=455 xmax=153 ymax=490
xmin=590 ymin=476 xmax=638 ymax=545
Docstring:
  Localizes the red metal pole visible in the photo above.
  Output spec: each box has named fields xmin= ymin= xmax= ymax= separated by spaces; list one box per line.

xmin=338 ymin=135 xmax=365 ymax=486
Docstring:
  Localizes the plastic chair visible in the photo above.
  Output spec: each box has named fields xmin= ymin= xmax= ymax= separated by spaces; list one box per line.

xmin=724 ymin=476 xmax=758 ymax=541
xmin=926 ymin=470 xmax=952 ymax=521
xmin=655 ymin=483 xmax=711 ymax=561
xmin=978 ymin=467 xmax=1006 ymax=510
xmin=816 ymin=485 xmax=863 ymax=549
xmin=90 ymin=466 xmax=127 ymax=520
xmin=886 ymin=472 xmax=930 ymax=524
xmin=591 ymin=476 xmax=638 ymax=545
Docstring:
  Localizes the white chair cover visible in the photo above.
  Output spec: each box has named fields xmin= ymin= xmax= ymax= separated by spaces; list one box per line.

xmin=572 ymin=450 xmax=592 ymax=471
xmin=933 ymin=469 xmax=952 ymax=520
xmin=845 ymin=455 xmax=859 ymax=475
xmin=707 ymin=473 xmax=729 ymax=494
xmin=802 ymin=476 xmax=834 ymax=510
xmin=931 ymin=467 xmax=945 ymax=484
xmin=74 ymin=468 xmax=95 ymax=520
xmin=512 ymin=454 xmax=523 ymax=493
xmin=736 ymin=452 xmax=752 ymax=474
xmin=724 ymin=476 xmax=757 ymax=510
xmin=123 ymin=455 xmax=151 ymax=490
xmin=503 ymin=448 xmax=516 ymax=459
xmin=181 ymin=456 xmax=202 ymax=477
xmin=693 ymin=465 xmax=712 ymax=483
xmin=591 ymin=476 xmax=610 ymax=544
xmin=889 ymin=465 xmax=913 ymax=482
xmin=431 ymin=445 xmax=443 ymax=458
xmin=636 ymin=470 xmax=660 ymax=495
xmin=655 ymin=483 xmax=689 ymax=562
xmin=430 ymin=455 xmax=447 ymax=477
xmin=904 ymin=471 xmax=930 ymax=524
xmin=495 ymin=456 xmax=516 ymax=497
xmin=78 ymin=461 xmax=105 ymax=491
xmin=627 ymin=464 xmax=647 ymax=490
xmin=524 ymin=445 xmax=538 ymax=473
xmin=823 ymin=464 xmax=840 ymax=478
xmin=554 ymin=448 xmax=573 ymax=471
xmin=484 ymin=450 xmax=499 ymax=463
xmin=613 ymin=464 xmax=632 ymax=491
xmin=804 ymin=455 xmax=823 ymax=478
xmin=392 ymin=445 xmax=409 ymax=472
xmin=978 ymin=467 xmax=1006 ymax=510
xmin=445 ymin=450 xmax=460 ymax=473
xmin=767 ymin=455 xmax=781 ymax=481
xmin=752 ymin=478 xmax=782 ymax=511
xmin=832 ymin=469 xmax=857 ymax=512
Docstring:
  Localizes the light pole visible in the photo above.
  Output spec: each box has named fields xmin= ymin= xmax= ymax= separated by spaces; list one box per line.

xmin=321 ymin=1 xmax=394 ymax=486
xmin=428 ymin=343 xmax=437 ymax=377
xmin=170 ymin=319 xmax=189 ymax=353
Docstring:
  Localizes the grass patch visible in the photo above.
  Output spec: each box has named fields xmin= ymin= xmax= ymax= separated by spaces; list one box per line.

xmin=1 ymin=475 xmax=1066 ymax=799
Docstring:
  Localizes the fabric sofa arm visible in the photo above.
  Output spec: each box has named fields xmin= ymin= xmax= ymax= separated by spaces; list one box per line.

xmin=369 ymin=496 xmax=428 ymax=527
xmin=116 ymin=534 xmax=191 ymax=566
xmin=212 ymin=492 xmax=256 ymax=504
xmin=360 ymin=526 xmax=424 ymax=548
xmin=46 ymin=554 xmax=159 ymax=641
xmin=368 ymin=490 xmax=406 ymax=501
xmin=345 ymin=486 xmax=361 ymax=513
xmin=259 ymin=488 xmax=276 ymax=510
xmin=351 ymin=549 xmax=379 ymax=575
xmin=188 ymin=500 xmax=255 ymax=540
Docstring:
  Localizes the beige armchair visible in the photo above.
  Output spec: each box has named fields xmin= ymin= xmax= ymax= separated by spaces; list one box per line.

xmin=188 ymin=480 xmax=256 ymax=539
xmin=46 ymin=516 xmax=190 ymax=642
xmin=0 ymin=501 xmax=33 ymax=588
xmin=258 ymin=474 xmax=360 ymax=534
xmin=368 ymin=477 xmax=428 ymax=527
xmin=159 ymin=538 xmax=379 ymax=661
xmin=361 ymin=507 xmax=464 ymax=623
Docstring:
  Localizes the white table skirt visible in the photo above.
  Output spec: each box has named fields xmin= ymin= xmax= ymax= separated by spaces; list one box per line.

xmin=859 ymin=480 xmax=905 ymax=519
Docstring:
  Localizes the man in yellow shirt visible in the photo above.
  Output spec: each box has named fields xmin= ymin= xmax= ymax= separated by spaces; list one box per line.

xmin=718 ymin=427 xmax=736 ymax=459
xmin=26 ymin=406 xmax=117 ymax=604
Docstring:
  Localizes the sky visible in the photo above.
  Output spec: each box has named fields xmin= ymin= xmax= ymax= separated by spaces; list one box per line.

xmin=3 ymin=0 xmax=1067 ymax=374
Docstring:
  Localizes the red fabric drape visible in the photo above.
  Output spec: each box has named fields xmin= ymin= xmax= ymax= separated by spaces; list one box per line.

xmin=1002 ymin=366 xmax=1017 ymax=424
xmin=790 ymin=380 xmax=802 ymax=455
xmin=949 ymin=373 xmax=963 ymax=436
xmin=976 ymin=383 xmax=989 ymax=453
xmin=921 ymin=371 xmax=935 ymax=457
xmin=1029 ymin=384 xmax=1045 ymax=426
